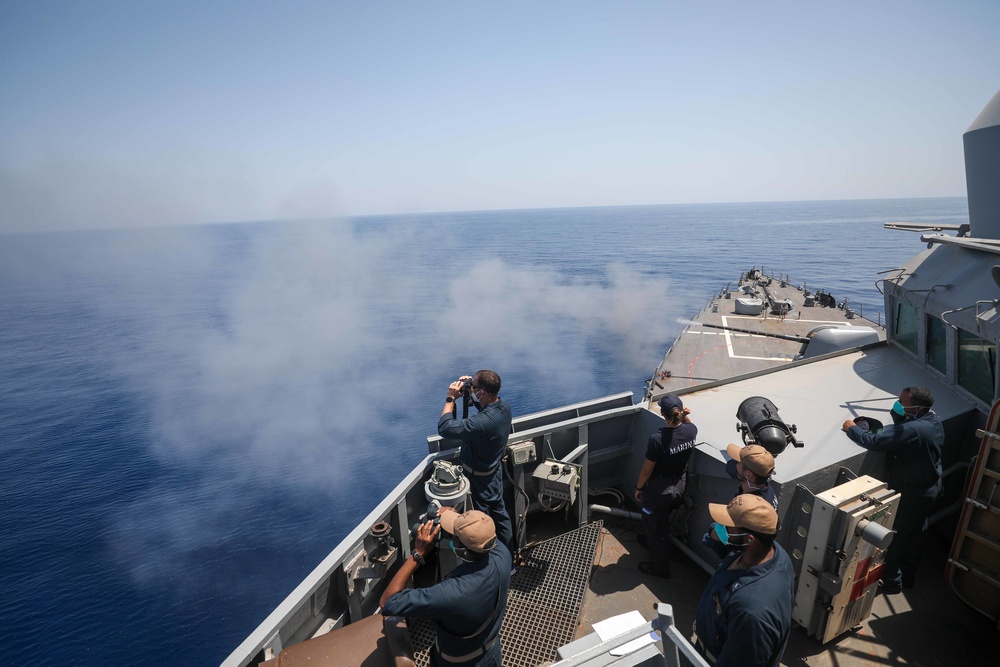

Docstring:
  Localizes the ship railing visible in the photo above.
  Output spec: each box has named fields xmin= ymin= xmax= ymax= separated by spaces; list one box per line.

xmin=223 ymin=392 xmax=646 ymax=667
xmin=426 ymin=391 xmax=635 ymax=454
xmin=434 ymin=396 xmax=646 ymax=528
xmin=220 ymin=448 xmax=439 ymax=667
xmin=549 ymin=603 xmax=710 ymax=667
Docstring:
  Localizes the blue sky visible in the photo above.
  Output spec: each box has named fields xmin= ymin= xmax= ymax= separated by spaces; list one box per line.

xmin=1 ymin=0 xmax=998 ymax=232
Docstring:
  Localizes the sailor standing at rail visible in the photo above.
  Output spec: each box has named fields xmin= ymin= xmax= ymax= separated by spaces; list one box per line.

xmin=842 ymin=386 xmax=943 ymax=593
xmin=438 ymin=370 xmax=514 ymax=556
xmin=381 ymin=508 xmax=512 ymax=667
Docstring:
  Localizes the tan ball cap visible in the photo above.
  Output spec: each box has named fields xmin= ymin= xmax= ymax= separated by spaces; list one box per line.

xmin=726 ymin=443 xmax=776 ymax=478
xmin=709 ymin=494 xmax=778 ymax=535
xmin=438 ymin=510 xmax=497 ymax=553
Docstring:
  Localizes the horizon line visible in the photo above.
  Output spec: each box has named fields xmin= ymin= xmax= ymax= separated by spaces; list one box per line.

xmin=2 ymin=194 xmax=969 ymax=236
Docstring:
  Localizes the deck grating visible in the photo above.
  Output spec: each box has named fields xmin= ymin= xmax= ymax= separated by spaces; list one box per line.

xmin=409 ymin=521 xmax=602 ymax=667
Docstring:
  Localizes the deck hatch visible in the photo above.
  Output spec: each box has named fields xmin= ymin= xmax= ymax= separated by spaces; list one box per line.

xmin=408 ymin=521 xmax=602 ymax=667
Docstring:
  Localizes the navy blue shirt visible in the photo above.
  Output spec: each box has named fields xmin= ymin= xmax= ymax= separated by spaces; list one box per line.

xmin=694 ymin=543 xmax=794 ymax=667
xmin=383 ymin=543 xmax=512 ymax=665
xmin=846 ymin=411 xmax=943 ymax=493
xmin=645 ymin=422 xmax=698 ymax=477
xmin=438 ymin=397 xmax=512 ymax=477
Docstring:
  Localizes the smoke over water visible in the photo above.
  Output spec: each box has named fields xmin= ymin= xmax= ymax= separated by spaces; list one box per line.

xmin=10 ymin=219 xmax=679 ymax=593
xmin=439 ymin=259 xmax=675 ymax=396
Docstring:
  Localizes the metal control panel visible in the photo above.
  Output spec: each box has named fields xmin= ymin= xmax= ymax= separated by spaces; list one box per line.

xmin=532 ymin=460 xmax=579 ymax=504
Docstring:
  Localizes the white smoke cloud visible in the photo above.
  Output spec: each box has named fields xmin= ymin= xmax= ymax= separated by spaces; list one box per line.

xmin=90 ymin=221 xmax=680 ymax=589
xmin=438 ymin=258 xmax=677 ymax=394
xmin=107 ymin=222 xmax=428 ymax=481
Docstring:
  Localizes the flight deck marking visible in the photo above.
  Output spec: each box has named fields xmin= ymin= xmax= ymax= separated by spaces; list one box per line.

xmin=682 ymin=315 xmax=856 ymax=378
xmin=686 ymin=342 xmax=794 ymax=383
xmin=724 ymin=321 xmax=737 ymax=357
xmin=718 ymin=316 xmax=853 ymax=361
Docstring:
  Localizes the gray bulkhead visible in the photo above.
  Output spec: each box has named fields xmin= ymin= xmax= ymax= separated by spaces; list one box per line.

xmin=884 ymin=88 xmax=1000 ymax=412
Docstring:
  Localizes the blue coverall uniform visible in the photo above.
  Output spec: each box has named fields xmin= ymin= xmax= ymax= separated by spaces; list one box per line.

xmin=382 ymin=543 xmax=512 ymax=667
xmin=438 ymin=398 xmax=514 ymax=554
xmin=845 ymin=410 xmax=943 ymax=589
xmin=694 ymin=543 xmax=794 ymax=667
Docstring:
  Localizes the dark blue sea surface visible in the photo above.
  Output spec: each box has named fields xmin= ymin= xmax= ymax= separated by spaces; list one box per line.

xmin=0 ymin=198 xmax=967 ymax=664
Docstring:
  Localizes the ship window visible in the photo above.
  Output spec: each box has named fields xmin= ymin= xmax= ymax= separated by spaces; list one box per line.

xmin=892 ymin=299 xmax=918 ymax=354
xmin=957 ymin=328 xmax=996 ymax=403
xmin=926 ymin=316 xmax=947 ymax=373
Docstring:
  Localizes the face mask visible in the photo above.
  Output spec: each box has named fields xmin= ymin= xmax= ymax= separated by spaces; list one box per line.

xmin=713 ymin=523 xmax=750 ymax=546
xmin=744 ymin=473 xmax=765 ymax=491
xmin=449 ymin=539 xmax=472 ymax=562
xmin=890 ymin=401 xmax=911 ymax=425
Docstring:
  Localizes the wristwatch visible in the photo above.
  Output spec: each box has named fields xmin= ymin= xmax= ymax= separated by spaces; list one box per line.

xmin=412 ymin=552 xmax=426 ymax=566
xmin=445 ymin=396 xmax=455 ymax=403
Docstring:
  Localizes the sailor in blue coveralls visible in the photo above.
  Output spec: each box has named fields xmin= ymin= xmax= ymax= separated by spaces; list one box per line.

xmin=842 ymin=386 xmax=944 ymax=593
xmin=381 ymin=507 xmax=512 ymax=667
xmin=438 ymin=370 xmax=514 ymax=555
xmin=703 ymin=443 xmax=778 ymax=559
xmin=693 ymin=494 xmax=794 ymax=667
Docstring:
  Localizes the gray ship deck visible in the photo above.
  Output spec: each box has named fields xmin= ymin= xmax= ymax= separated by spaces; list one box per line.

xmin=651 ymin=278 xmax=884 ymax=393
xmin=540 ymin=514 xmax=994 ymax=667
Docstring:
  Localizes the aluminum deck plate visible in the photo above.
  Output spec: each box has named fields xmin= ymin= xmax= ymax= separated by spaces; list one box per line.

xmin=409 ymin=521 xmax=602 ymax=667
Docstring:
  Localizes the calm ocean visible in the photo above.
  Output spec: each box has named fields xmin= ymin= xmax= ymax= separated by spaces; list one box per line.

xmin=0 ymin=198 xmax=967 ymax=664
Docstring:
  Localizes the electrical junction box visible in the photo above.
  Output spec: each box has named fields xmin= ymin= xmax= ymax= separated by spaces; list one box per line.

xmin=532 ymin=460 xmax=579 ymax=504
xmin=508 ymin=440 xmax=537 ymax=467
xmin=791 ymin=475 xmax=900 ymax=643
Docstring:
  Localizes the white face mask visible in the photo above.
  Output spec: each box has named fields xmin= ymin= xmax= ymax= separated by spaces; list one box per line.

xmin=744 ymin=473 xmax=765 ymax=491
